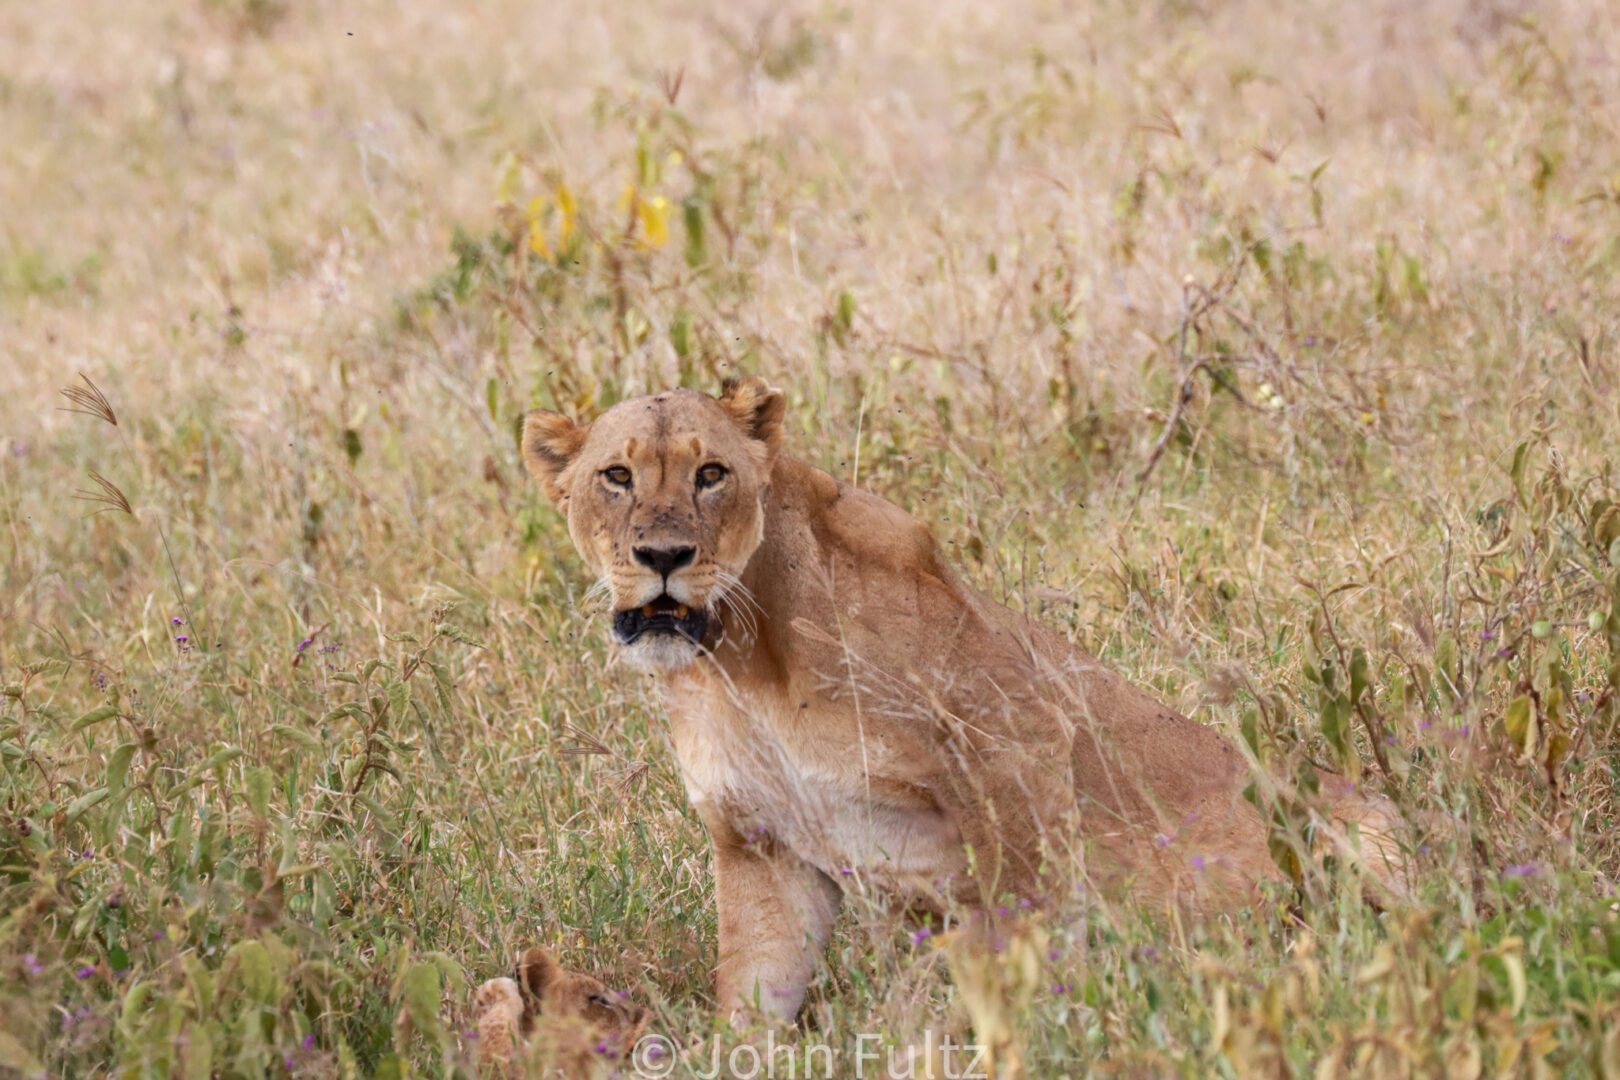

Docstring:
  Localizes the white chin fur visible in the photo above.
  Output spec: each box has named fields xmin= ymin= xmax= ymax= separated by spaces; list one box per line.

xmin=619 ymin=634 xmax=703 ymax=672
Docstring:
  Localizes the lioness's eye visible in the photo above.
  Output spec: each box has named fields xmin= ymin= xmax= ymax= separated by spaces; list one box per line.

xmin=602 ymin=466 xmax=632 ymax=488
xmin=696 ymin=463 xmax=728 ymax=489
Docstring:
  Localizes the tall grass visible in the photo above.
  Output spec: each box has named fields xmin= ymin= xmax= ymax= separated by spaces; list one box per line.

xmin=2 ymin=0 xmax=1619 ymax=1075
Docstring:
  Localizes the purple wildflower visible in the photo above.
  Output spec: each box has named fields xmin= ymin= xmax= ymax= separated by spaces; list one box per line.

xmin=152 ymin=929 xmax=165 ymax=941
xmin=24 ymin=954 xmax=43 ymax=975
xmin=1153 ymin=832 xmax=1172 ymax=848
xmin=303 ymin=1034 xmax=316 ymax=1050
xmin=647 ymin=1044 xmax=667 ymax=1060
xmin=1503 ymin=863 xmax=1540 ymax=879
xmin=1304 ymin=335 xmax=1316 ymax=346
xmin=296 ymin=637 xmax=313 ymax=652
xmin=172 ymin=617 xmax=185 ymax=626
xmin=1019 ymin=897 xmax=1033 ymax=910
xmin=1479 ymin=629 xmax=1496 ymax=642
xmin=911 ymin=927 xmax=932 ymax=945
xmin=175 ymin=635 xmax=189 ymax=645
xmin=1191 ymin=855 xmax=1208 ymax=872
xmin=1052 ymin=982 xmax=1070 ymax=993
xmin=1048 ymin=947 xmax=1062 ymax=961
xmin=996 ymin=905 xmax=1009 ymax=917
xmin=76 ymin=965 xmax=96 ymax=979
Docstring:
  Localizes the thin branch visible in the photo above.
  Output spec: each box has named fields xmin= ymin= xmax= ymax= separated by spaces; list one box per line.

xmin=58 ymin=374 xmax=119 ymax=426
xmin=72 ymin=469 xmax=133 ymax=516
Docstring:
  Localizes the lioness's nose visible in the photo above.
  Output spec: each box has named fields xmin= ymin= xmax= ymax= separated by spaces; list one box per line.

xmin=633 ymin=545 xmax=695 ymax=578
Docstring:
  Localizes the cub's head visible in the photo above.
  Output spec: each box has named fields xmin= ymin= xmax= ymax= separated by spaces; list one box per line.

xmin=521 ymin=377 xmax=785 ymax=671
xmin=473 ymin=946 xmax=647 ymax=1073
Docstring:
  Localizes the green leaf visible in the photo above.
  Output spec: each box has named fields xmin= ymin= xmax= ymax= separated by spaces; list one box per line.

xmin=64 ymin=787 xmax=109 ymax=824
xmin=182 ymin=1023 xmax=213 ymax=1080
xmin=168 ymin=747 xmax=244 ymax=797
xmin=245 ymin=765 xmax=272 ymax=819
xmin=120 ymin=979 xmax=153 ymax=1027
xmin=682 ymin=197 xmax=706 ymax=268
xmin=833 ymin=290 xmax=856 ymax=346
xmin=385 ymin=679 xmax=410 ymax=724
xmin=72 ymin=703 xmax=120 ymax=732
xmin=434 ymin=623 xmax=484 ymax=648
xmin=401 ymin=962 xmax=442 ymax=1036
xmin=107 ymin=742 xmax=136 ymax=794
xmin=224 ymin=940 xmax=276 ymax=1004
xmin=1510 ymin=442 xmax=1532 ymax=507
xmin=323 ymin=703 xmax=365 ymax=724
xmin=1349 ymin=646 xmax=1371 ymax=705
xmin=1435 ymin=633 xmax=1458 ymax=689
xmin=670 ymin=307 xmax=692 ymax=359
xmin=1504 ymin=694 xmax=1534 ymax=758
xmin=271 ymin=724 xmax=324 ymax=754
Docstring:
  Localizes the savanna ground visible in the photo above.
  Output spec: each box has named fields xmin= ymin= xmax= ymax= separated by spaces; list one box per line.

xmin=3 ymin=0 xmax=1620 ymax=1076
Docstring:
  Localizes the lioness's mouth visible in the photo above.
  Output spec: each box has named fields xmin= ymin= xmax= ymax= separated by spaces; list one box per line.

xmin=613 ymin=594 xmax=710 ymax=645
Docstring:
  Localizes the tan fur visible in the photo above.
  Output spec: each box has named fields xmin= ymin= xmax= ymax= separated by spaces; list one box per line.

xmin=522 ymin=379 xmax=1408 ymax=1020
xmin=472 ymin=947 xmax=646 ymax=1076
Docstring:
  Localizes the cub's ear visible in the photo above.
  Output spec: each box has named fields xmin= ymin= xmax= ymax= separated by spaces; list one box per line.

xmin=521 ymin=410 xmax=586 ymax=504
xmin=718 ymin=375 xmax=786 ymax=457
xmin=517 ymin=947 xmax=562 ymax=1010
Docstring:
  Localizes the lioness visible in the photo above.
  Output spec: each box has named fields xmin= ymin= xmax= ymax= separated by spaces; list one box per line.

xmin=522 ymin=377 xmax=1403 ymax=1020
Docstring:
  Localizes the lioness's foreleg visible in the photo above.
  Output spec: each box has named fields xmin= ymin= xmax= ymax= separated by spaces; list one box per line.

xmin=704 ymin=810 xmax=842 ymax=1021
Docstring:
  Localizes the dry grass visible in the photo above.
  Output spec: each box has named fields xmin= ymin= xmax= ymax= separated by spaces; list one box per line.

xmin=3 ymin=0 xmax=1620 ymax=1076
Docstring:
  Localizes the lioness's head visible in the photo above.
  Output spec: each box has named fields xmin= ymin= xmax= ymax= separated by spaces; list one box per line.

xmin=521 ymin=377 xmax=784 ymax=671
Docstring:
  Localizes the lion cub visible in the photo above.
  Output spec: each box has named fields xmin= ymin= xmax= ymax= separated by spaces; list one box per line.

xmin=472 ymin=947 xmax=647 ymax=1076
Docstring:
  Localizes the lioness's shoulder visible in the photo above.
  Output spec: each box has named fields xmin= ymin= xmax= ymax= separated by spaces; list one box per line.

xmin=774 ymin=457 xmax=943 ymax=577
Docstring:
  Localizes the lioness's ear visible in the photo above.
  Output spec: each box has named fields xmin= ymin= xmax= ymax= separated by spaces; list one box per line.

xmin=517 ymin=947 xmax=562 ymax=1010
xmin=718 ymin=375 xmax=786 ymax=457
xmin=521 ymin=410 xmax=586 ymax=504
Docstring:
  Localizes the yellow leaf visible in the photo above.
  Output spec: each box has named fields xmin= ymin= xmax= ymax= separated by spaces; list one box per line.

xmin=495 ymin=151 xmax=521 ymax=204
xmin=1444 ymin=1035 xmax=1482 ymax=1080
xmin=638 ymin=194 xmax=669 ymax=248
xmin=1503 ymin=694 xmax=1535 ymax=761
xmin=1501 ymin=951 xmax=1527 ymax=1016
xmin=528 ymin=222 xmax=550 ymax=258
xmin=1355 ymin=944 xmax=1395 ymax=985
xmin=555 ymin=183 xmax=577 ymax=243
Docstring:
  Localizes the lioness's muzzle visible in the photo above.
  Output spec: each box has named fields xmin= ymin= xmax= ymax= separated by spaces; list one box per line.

xmin=613 ymin=595 xmax=710 ymax=645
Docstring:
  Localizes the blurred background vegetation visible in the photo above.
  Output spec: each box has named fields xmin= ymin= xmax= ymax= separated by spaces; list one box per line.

xmin=2 ymin=0 xmax=1619 ymax=1075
